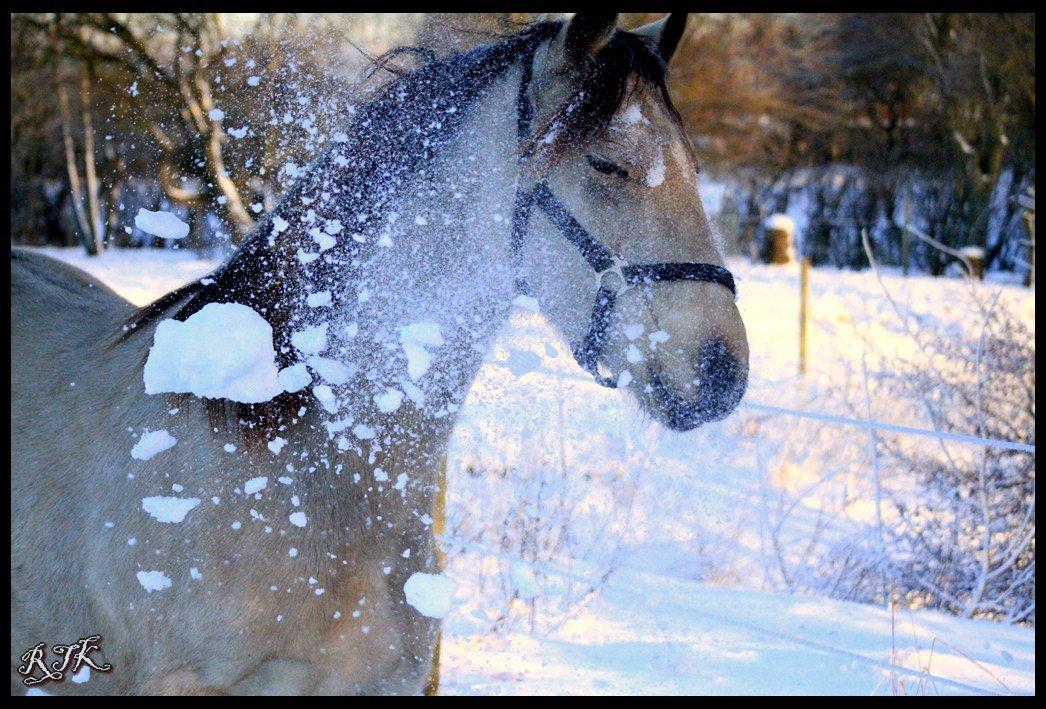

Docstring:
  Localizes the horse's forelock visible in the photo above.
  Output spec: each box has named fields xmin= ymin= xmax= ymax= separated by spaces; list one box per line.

xmin=526 ymin=27 xmax=679 ymax=165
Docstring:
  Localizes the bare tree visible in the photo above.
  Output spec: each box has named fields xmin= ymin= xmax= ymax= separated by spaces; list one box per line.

xmin=55 ymin=60 xmax=103 ymax=255
xmin=915 ymin=13 xmax=1035 ymax=268
xmin=32 ymin=13 xmax=256 ymax=240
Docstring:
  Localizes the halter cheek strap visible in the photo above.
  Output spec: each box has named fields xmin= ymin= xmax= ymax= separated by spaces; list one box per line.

xmin=510 ymin=52 xmax=736 ymax=388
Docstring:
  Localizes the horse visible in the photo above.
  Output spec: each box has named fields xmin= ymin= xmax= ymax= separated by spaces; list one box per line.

xmin=10 ymin=13 xmax=748 ymax=695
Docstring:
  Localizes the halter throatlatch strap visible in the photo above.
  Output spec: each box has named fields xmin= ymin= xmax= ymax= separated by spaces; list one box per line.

xmin=509 ymin=48 xmax=737 ymax=388
xmin=575 ymin=285 xmax=620 ymax=387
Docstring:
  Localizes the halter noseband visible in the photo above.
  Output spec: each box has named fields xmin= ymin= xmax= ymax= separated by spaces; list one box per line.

xmin=509 ymin=50 xmax=737 ymax=388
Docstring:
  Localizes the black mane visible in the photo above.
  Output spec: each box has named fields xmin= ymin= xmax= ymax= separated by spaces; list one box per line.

xmin=120 ymin=20 xmax=675 ymax=361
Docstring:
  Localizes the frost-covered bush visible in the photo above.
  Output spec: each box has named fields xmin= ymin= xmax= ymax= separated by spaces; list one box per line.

xmin=744 ymin=273 xmax=1034 ymax=627
xmin=876 ymin=294 xmax=1035 ymax=624
xmin=445 ymin=444 xmax=635 ymax=635
xmin=816 ymin=291 xmax=1035 ymax=624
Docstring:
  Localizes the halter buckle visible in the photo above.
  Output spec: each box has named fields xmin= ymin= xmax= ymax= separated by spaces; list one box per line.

xmin=597 ymin=257 xmax=630 ymax=295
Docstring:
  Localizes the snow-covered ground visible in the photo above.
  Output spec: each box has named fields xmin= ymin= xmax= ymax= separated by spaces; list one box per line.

xmin=21 ymin=246 xmax=1035 ymax=695
xmin=439 ymin=560 xmax=1034 ymax=696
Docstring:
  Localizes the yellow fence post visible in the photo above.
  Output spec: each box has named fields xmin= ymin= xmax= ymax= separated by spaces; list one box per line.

xmin=424 ymin=456 xmax=448 ymax=696
xmin=799 ymin=257 xmax=810 ymax=377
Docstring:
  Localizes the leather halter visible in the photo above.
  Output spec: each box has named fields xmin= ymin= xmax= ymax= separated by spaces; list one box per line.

xmin=509 ymin=49 xmax=736 ymax=388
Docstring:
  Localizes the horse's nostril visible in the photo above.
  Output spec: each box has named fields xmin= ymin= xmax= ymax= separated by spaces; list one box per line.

xmin=694 ymin=337 xmax=738 ymax=390
xmin=648 ymin=337 xmax=747 ymax=431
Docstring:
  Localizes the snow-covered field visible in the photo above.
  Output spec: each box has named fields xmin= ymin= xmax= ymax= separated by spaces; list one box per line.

xmin=22 ymin=246 xmax=1035 ymax=695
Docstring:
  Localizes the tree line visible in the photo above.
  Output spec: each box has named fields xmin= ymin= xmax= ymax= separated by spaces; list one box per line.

xmin=9 ymin=13 xmax=1035 ymax=278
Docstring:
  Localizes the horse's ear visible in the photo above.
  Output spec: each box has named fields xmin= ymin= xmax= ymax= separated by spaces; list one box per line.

xmin=564 ymin=13 xmax=618 ymax=60
xmin=632 ymin=13 xmax=688 ymax=63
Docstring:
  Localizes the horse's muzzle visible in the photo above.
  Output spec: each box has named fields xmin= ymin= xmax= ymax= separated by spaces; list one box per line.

xmin=648 ymin=337 xmax=747 ymax=431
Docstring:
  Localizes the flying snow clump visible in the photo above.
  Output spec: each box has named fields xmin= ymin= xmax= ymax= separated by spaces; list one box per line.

xmin=308 ymin=356 xmax=353 ymax=385
xmin=399 ymin=322 xmax=444 ymax=380
xmin=291 ymin=324 xmax=328 ymax=355
xmin=313 ymin=384 xmax=338 ymax=413
xmin=243 ymin=476 xmax=268 ymax=494
xmin=307 ymin=290 xmax=332 ymax=308
xmin=374 ymin=388 xmax=404 ymax=413
xmin=134 ymin=208 xmax=190 ymax=240
xmin=131 ymin=429 xmax=177 ymax=460
xmin=278 ymin=363 xmax=312 ymax=393
xmin=352 ymin=423 xmax=376 ymax=440
xmin=143 ymin=303 xmax=283 ymax=403
xmin=141 ymin=495 xmax=201 ymax=523
xmin=136 ymin=570 xmax=173 ymax=593
xmin=403 ymin=572 xmax=457 ymax=618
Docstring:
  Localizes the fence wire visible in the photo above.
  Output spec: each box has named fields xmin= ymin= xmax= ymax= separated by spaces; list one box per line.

xmin=444 ymin=280 xmax=1034 ymax=693
xmin=529 ymin=366 xmax=1035 ymax=454
xmin=440 ymin=362 xmax=1033 ymax=693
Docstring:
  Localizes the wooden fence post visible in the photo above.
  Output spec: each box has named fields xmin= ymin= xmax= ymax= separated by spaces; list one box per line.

xmin=799 ymin=257 xmax=810 ymax=377
xmin=765 ymin=213 xmax=796 ymax=265
xmin=959 ymin=246 xmax=986 ymax=280
xmin=1025 ymin=197 xmax=1033 ymax=288
xmin=901 ymin=186 xmax=911 ymax=276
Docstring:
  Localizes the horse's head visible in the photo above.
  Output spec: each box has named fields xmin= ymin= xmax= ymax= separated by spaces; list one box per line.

xmin=516 ymin=14 xmax=748 ymax=431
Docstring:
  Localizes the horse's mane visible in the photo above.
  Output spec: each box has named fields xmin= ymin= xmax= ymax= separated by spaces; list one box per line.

xmin=116 ymin=19 xmax=674 ymax=432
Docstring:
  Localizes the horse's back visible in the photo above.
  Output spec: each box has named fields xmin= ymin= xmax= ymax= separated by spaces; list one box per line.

xmin=10 ymin=248 xmax=133 ymax=390
xmin=11 ymin=247 xmax=129 ymax=316
xmin=10 ymin=248 xmax=139 ymax=692
xmin=10 ymin=247 xmax=134 ymax=448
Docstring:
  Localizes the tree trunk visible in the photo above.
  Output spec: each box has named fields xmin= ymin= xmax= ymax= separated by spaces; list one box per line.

xmin=79 ymin=62 xmax=105 ymax=253
xmin=194 ymin=74 xmax=255 ymax=240
xmin=55 ymin=68 xmax=97 ymax=256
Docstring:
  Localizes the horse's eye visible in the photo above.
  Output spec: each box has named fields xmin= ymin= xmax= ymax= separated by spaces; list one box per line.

xmin=586 ymin=154 xmax=629 ymax=179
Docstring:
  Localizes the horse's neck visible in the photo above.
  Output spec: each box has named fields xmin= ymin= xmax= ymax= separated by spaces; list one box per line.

xmin=272 ymin=68 xmax=526 ymax=542
xmin=328 ymin=68 xmax=523 ymax=418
